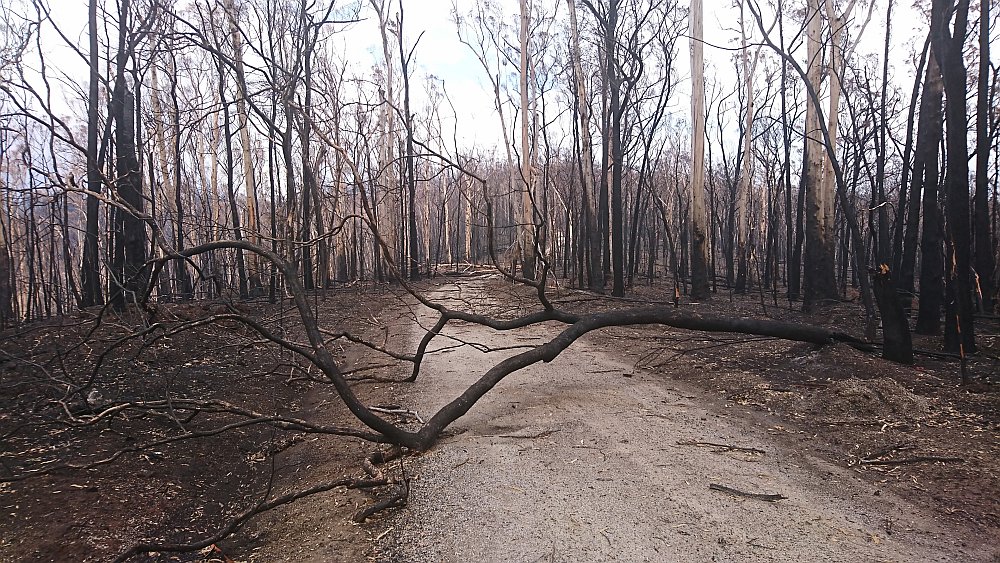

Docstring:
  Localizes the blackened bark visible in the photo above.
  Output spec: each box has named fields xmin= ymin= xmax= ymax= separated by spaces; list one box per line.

xmin=913 ymin=52 xmax=945 ymax=334
xmin=81 ymin=0 xmax=103 ymax=307
xmin=0 ymin=240 xmax=12 ymax=326
xmin=873 ymin=266 xmax=914 ymax=364
xmin=110 ymin=86 xmax=148 ymax=309
xmin=217 ymin=60 xmax=249 ymax=300
xmin=931 ymin=0 xmax=976 ymax=354
xmin=894 ymin=37 xmax=930 ymax=292
xmin=973 ymin=0 xmax=993 ymax=312
xmin=397 ymin=5 xmax=419 ymax=281
xmin=169 ymin=53 xmax=193 ymax=300
xmin=788 ymin=141 xmax=808 ymax=299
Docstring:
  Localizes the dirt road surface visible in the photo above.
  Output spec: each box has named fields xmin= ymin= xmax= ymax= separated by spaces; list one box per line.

xmin=376 ymin=281 xmax=994 ymax=562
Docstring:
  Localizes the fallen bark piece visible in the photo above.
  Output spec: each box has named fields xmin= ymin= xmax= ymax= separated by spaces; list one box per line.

xmin=709 ymin=483 xmax=787 ymax=502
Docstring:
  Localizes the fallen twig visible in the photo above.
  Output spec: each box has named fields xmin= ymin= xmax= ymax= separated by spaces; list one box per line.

xmin=114 ymin=477 xmax=354 ymax=562
xmin=492 ymin=428 xmax=560 ymax=439
xmin=709 ymin=483 xmax=786 ymax=502
xmin=858 ymin=443 xmax=913 ymax=464
xmin=353 ymin=479 xmax=409 ymax=523
xmin=115 ymin=445 xmax=410 ymax=560
xmin=370 ymin=406 xmax=425 ymax=424
xmin=677 ymin=440 xmax=765 ymax=455
xmin=747 ymin=538 xmax=776 ymax=550
xmin=859 ymin=456 xmax=965 ymax=466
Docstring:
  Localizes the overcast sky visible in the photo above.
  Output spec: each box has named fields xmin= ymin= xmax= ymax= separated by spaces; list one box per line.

xmin=17 ymin=0 xmax=980 ymax=153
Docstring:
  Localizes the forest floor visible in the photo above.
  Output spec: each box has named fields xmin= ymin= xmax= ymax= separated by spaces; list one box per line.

xmin=0 ymin=288 xmax=408 ymax=563
xmin=0 ymin=275 xmax=998 ymax=562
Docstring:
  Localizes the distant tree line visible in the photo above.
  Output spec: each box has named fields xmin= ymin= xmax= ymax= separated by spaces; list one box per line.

xmin=0 ymin=0 xmax=995 ymax=357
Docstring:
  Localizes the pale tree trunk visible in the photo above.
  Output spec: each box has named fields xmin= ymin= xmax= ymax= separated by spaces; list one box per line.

xmin=208 ymin=101 xmax=221 ymax=241
xmin=688 ymin=0 xmax=710 ymax=299
xmin=566 ymin=0 xmax=602 ymax=291
xmin=224 ymin=0 xmax=261 ymax=289
xmin=531 ymin=58 xmax=546 ymax=267
xmin=821 ymin=0 xmax=861 ymax=258
xmin=802 ymin=0 xmax=837 ymax=309
xmin=281 ymin=106 xmax=298 ymax=270
xmin=149 ymin=67 xmax=176 ymax=216
xmin=518 ymin=0 xmax=537 ymax=280
xmin=148 ymin=67 xmax=174 ymax=301
xmin=820 ymin=0 xmax=842 ymax=249
xmin=373 ymin=0 xmax=397 ymax=280
xmin=735 ymin=1 xmax=760 ymax=293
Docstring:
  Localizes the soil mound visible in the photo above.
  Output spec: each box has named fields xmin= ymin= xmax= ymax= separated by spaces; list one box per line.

xmin=812 ymin=377 xmax=930 ymax=420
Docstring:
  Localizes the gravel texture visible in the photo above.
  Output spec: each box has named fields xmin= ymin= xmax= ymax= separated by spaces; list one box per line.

xmin=375 ymin=282 xmax=993 ymax=562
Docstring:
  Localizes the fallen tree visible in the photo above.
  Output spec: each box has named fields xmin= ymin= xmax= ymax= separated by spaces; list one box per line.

xmin=134 ymin=239 xmax=874 ymax=453
xmin=0 ymin=233 xmax=882 ymax=561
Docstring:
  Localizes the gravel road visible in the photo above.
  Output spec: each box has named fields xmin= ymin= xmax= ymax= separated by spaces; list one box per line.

xmin=376 ymin=281 xmax=993 ymax=562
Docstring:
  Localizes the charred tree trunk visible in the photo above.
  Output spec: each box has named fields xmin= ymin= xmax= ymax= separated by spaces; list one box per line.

xmin=931 ymin=0 xmax=976 ymax=354
xmin=217 ymin=59 xmax=249 ymax=300
xmin=567 ymin=0 xmax=603 ymax=292
xmin=0 ymin=198 xmax=12 ymax=325
xmin=913 ymin=52 xmax=945 ymax=335
xmin=873 ymin=266 xmax=914 ymax=364
xmin=788 ymin=139 xmax=808 ymax=300
xmin=973 ymin=0 xmax=993 ymax=312
xmin=110 ymin=85 xmax=148 ymax=309
xmin=81 ymin=0 xmax=103 ymax=308
xmin=898 ymin=39 xmax=931 ymax=305
xmin=169 ymin=52 xmax=193 ymax=300
xmin=397 ymin=6 xmax=419 ymax=281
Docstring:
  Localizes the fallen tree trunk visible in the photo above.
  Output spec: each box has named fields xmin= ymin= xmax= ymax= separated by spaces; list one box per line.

xmin=156 ymin=240 xmax=873 ymax=452
xmin=410 ymin=305 xmax=870 ymax=449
